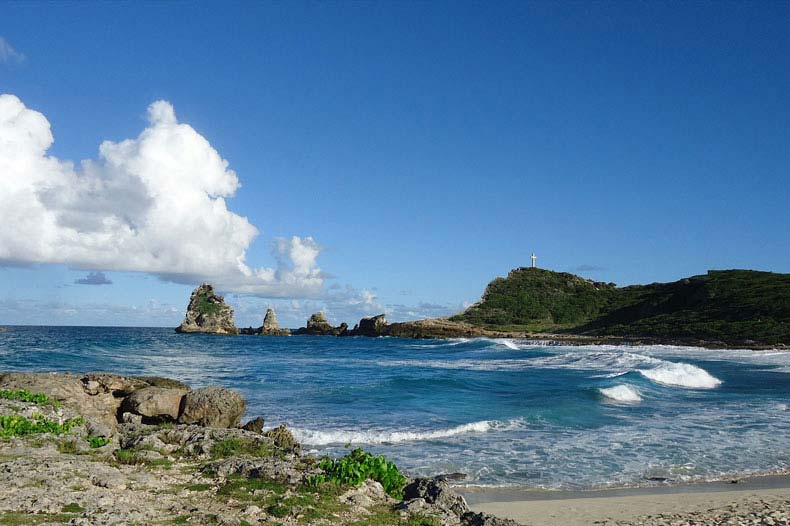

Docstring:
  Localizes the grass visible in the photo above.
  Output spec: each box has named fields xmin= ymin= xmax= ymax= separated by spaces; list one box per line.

xmin=113 ymin=448 xmax=173 ymax=468
xmin=348 ymin=506 xmax=441 ymax=526
xmin=0 ymin=389 xmax=60 ymax=407
xmin=0 ymin=414 xmax=84 ymax=439
xmin=195 ymin=292 xmax=222 ymax=316
xmin=60 ymin=504 xmax=84 ymax=514
xmin=209 ymin=436 xmax=275 ymax=459
xmin=0 ymin=512 xmax=73 ymax=525
xmin=213 ymin=474 xmax=349 ymax=524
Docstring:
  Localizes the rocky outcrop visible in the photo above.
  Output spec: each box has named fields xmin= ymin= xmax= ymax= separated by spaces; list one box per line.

xmin=175 ymin=283 xmax=238 ymax=335
xmin=178 ymin=386 xmax=246 ymax=428
xmin=121 ymin=386 xmax=188 ymax=423
xmin=0 ymin=372 xmax=246 ymax=430
xmin=293 ymin=312 xmax=348 ymax=336
xmin=400 ymin=477 xmax=521 ymax=526
xmin=350 ymin=313 xmax=388 ymax=336
xmin=260 ymin=308 xmax=291 ymax=336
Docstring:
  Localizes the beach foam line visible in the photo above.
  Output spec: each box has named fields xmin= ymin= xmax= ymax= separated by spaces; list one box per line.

xmin=292 ymin=419 xmax=509 ymax=446
xmin=638 ymin=362 xmax=722 ymax=389
xmin=599 ymin=384 xmax=643 ymax=403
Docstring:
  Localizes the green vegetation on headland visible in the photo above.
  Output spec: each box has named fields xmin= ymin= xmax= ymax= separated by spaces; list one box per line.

xmin=452 ymin=268 xmax=790 ymax=345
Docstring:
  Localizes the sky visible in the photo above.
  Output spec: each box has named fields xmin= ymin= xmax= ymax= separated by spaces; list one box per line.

xmin=1 ymin=1 xmax=788 ymax=328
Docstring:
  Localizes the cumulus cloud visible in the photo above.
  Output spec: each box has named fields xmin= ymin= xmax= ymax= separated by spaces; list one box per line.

xmin=75 ymin=271 xmax=113 ymax=285
xmin=0 ymin=94 xmax=324 ymax=297
xmin=0 ymin=37 xmax=25 ymax=63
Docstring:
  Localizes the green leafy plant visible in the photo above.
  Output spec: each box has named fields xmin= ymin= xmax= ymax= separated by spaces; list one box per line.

xmin=307 ymin=448 xmax=407 ymax=498
xmin=0 ymin=414 xmax=83 ymax=438
xmin=0 ymin=389 xmax=60 ymax=406
xmin=87 ymin=436 xmax=111 ymax=448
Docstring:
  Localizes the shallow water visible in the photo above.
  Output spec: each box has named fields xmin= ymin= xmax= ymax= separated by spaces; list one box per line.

xmin=1 ymin=326 xmax=789 ymax=490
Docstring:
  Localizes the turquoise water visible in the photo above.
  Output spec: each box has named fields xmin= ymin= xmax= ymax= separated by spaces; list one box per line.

xmin=1 ymin=326 xmax=789 ymax=489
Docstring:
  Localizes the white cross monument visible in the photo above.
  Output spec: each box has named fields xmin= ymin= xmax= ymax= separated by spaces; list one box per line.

xmin=531 ymin=253 xmax=537 ymax=268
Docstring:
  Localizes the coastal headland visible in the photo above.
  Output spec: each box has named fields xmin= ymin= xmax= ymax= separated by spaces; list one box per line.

xmin=175 ymin=268 xmax=790 ymax=350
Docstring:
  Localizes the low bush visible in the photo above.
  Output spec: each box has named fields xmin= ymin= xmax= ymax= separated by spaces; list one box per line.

xmin=307 ymin=448 xmax=408 ymax=498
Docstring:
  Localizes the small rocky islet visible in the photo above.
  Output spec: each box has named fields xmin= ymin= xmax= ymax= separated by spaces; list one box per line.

xmin=0 ymin=370 xmax=518 ymax=526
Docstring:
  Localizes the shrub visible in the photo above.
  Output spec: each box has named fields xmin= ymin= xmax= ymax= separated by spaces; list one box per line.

xmin=307 ymin=448 xmax=408 ymax=498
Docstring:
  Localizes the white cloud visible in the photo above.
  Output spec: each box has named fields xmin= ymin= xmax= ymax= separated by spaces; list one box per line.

xmin=0 ymin=37 xmax=25 ymax=64
xmin=0 ymin=94 xmax=323 ymax=297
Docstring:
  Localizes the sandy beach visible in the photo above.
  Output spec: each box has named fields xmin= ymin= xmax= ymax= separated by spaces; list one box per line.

xmin=463 ymin=476 xmax=790 ymax=525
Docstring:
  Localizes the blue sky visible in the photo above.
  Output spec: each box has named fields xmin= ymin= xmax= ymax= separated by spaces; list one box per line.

xmin=1 ymin=2 xmax=788 ymax=328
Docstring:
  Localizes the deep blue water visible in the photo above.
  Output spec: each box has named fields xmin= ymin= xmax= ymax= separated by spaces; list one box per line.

xmin=1 ymin=326 xmax=789 ymax=489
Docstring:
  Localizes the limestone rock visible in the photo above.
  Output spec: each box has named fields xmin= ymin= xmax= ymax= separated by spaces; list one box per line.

xmin=461 ymin=512 xmax=523 ymax=526
xmin=242 ymin=416 xmax=265 ymax=433
xmin=175 ymin=283 xmax=239 ymax=335
xmin=263 ymin=424 xmax=299 ymax=450
xmin=178 ymin=386 xmax=246 ymax=428
xmin=263 ymin=308 xmax=279 ymax=332
xmin=294 ymin=312 xmax=348 ymax=336
xmin=259 ymin=308 xmax=291 ymax=336
xmin=121 ymin=386 xmax=188 ymax=423
xmin=351 ymin=314 xmax=388 ymax=336
xmin=402 ymin=477 xmax=470 ymax=517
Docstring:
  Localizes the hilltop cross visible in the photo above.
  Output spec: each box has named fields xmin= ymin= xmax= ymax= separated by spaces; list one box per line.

xmin=531 ymin=253 xmax=537 ymax=268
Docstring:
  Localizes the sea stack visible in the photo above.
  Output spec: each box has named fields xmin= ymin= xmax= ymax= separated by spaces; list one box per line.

xmin=175 ymin=283 xmax=239 ymax=335
xmin=261 ymin=308 xmax=290 ymax=336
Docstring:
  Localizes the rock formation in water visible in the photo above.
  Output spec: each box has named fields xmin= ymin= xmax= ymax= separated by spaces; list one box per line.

xmin=175 ymin=283 xmax=238 ymax=335
xmin=260 ymin=308 xmax=291 ymax=336
xmin=293 ymin=312 xmax=348 ymax=336
xmin=349 ymin=314 xmax=388 ymax=336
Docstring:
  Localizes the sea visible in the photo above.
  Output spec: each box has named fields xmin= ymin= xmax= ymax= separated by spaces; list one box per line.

xmin=1 ymin=326 xmax=789 ymax=490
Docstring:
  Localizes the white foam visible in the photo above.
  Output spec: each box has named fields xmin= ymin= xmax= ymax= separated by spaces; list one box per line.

xmin=493 ymin=338 xmax=520 ymax=350
xmin=639 ymin=362 xmax=722 ymax=389
xmin=292 ymin=420 xmax=499 ymax=446
xmin=599 ymin=384 xmax=643 ymax=403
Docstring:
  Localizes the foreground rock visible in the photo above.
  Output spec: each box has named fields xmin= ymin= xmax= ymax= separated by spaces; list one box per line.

xmin=178 ymin=386 xmax=246 ymax=428
xmin=0 ymin=371 xmax=523 ymax=526
xmin=175 ymin=283 xmax=239 ymax=335
xmin=0 ymin=372 xmax=242 ymax=430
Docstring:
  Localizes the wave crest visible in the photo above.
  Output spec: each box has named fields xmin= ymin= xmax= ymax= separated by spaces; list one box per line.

xmin=599 ymin=384 xmax=642 ymax=403
xmin=639 ymin=362 xmax=722 ymax=389
xmin=292 ymin=420 xmax=505 ymax=446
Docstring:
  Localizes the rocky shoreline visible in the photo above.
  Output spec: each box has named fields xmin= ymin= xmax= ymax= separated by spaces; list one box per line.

xmin=172 ymin=284 xmax=786 ymax=350
xmin=0 ymin=371 xmax=518 ymax=526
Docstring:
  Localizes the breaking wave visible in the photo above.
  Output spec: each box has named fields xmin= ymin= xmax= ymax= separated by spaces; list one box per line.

xmin=599 ymin=384 xmax=643 ymax=403
xmin=493 ymin=338 xmax=520 ymax=350
xmin=292 ymin=419 xmax=511 ymax=446
xmin=639 ymin=362 xmax=722 ymax=389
